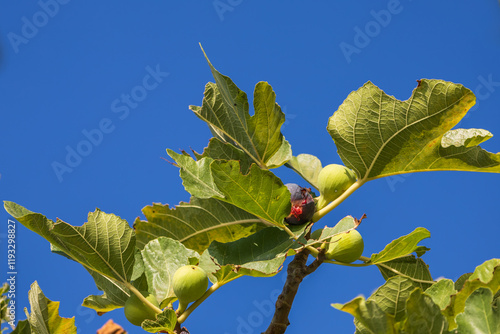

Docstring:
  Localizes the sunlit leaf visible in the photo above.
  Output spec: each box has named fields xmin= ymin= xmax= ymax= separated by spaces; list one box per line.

xmin=167 ymin=150 xmax=224 ymax=199
xmin=414 ymin=246 xmax=430 ymax=258
xmin=469 ymin=259 xmax=500 ymax=283
xmin=25 ymin=281 xmax=77 ymax=334
xmin=285 ymin=154 xmax=323 ymax=190
xmin=210 ymin=161 xmax=291 ymax=227
xmin=190 ymin=47 xmax=291 ymax=168
xmin=131 ymin=249 xmax=145 ymax=281
xmin=307 ymin=216 xmax=358 ymax=246
xmin=425 ymin=279 xmax=456 ymax=310
xmin=207 ymin=225 xmax=308 ymax=277
xmin=367 ymin=276 xmax=418 ymax=321
xmin=370 ymin=228 xmax=430 ymax=264
xmin=332 ymin=297 xmax=396 ymax=334
xmin=141 ymin=237 xmax=199 ymax=302
xmin=4 ymin=202 xmax=135 ymax=286
xmin=456 ymin=288 xmax=500 ymax=334
xmin=377 ymin=255 xmax=433 ymax=290
xmin=455 ymin=273 xmax=473 ymax=291
xmin=141 ymin=309 xmax=177 ymax=333
xmin=402 ymin=288 xmax=450 ymax=334
xmin=10 ymin=320 xmax=30 ymax=334
xmin=444 ymin=259 xmax=500 ymax=329
xmin=135 ymin=197 xmax=267 ymax=253
xmin=81 ymin=269 xmax=129 ymax=313
xmin=441 ymin=128 xmax=493 ymax=148
xmin=266 ymin=138 xmax=293 ymax=169
xmin=197 ymin=137 xmax=254 ymax=173
xmin=328 ymin=79 xmax=500 ymax=181
xmin=164 ymin=156 xmax=291 ymax=227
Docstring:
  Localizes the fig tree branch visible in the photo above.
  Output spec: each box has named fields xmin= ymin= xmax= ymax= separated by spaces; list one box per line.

xmin=263 ymin=249 xmax=325 ymax=334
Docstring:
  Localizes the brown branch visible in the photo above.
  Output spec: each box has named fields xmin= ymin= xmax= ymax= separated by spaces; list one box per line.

xmin=174 ymin=322 xmax=190 ymax=334
xmin=306 ymin=250 xmax=326 ymax=275
xmin=263 ymin=248 xmax=324 ymax=334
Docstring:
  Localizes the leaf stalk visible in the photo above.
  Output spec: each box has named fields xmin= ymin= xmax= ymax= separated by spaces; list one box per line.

xmin=177 ymin=282 xmax=221 ymax=324
xmin=312 ymin=180 xmax=364 ymax=222
xmin=281 ymin=224 xmax=320 ymax=257
xmin=125 ymin=283 xmax=163 ymax=315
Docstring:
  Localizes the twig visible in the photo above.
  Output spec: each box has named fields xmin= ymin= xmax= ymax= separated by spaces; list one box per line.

xmin=305 ymin=251 xmax=326 ymax=275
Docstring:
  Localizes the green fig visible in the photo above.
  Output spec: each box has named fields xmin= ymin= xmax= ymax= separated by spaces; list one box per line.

xmin=173 ymin=265 xmax=208 ymax=313
xmin=325 ymin=230 xmax=364 ymax=263
xmin=124 ymin=291 xmax=159 ymax=327
xmin=316 ymin=164 xmax=357 ymax=210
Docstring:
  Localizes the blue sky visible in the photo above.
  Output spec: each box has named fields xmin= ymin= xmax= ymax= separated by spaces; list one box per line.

xmin=1 ymin=1 xmax=500 ymax=333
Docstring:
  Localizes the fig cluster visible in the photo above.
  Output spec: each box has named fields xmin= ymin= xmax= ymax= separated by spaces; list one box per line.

xmin=316 ymin=164 xmax=357 ymax=210
xmin=284 ymin=183 xmax=315 ymax=225
xmin=123 ymin=291 xmax=159 ymax=326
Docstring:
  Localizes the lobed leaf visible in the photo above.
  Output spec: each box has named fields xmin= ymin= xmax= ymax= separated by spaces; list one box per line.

xmin=164 ymin=155 xmax=291 ymax=227
xmin=285 ymin=154 xmax=323 ymax=190
xmin=134 ymin=197 xmax=266 ymax=253
xmin=141 ymin=309 xmax=177 ymax=333
xmin=24 ymin=282 xmax=77 ymax=334
xmin=167 ymin=149 xmax=224 ymax=199
xmin=402 ymin=289 xmax=450 ymax=334
xmin=336 ymin=259 xmax=500 ymax=333
xmin=367 ymin=276 xmax=419 ymax=322
xmin=377 ymin=255 xmax=434 ymax=290
xmin=328 ymin=79 xmax=500 ymax=181
xmin=307 ymin=216 xmax=358 ymax=246
xmin=444 ymin=259 xmax=500 ymax=329
xmin=206 ymin=224 xmax=308 ymax=277
xmin=190 ymin=46 xmax=291 ymax=168
xmin=198 ymin=251 xmax=241 ymax=285
xmin=441 ymin=128 xmax=493 ymax=148
xmin=81 ymin=269 xmax=129 ymax=313
xmin=4 ymin=202 xmax=135 ymax=286
xmin=370 ymin=227 xmax=430 ymax=264
xmin=425 ymin=279 xmax=456 ymax=310
xmin=455 ymin=288 xmax=500 ymax=334
xmin=332 ymin=297 xmax=397 ymax=334
xmin=455 ymin=272 xmax=473 ymax=291
xmin=197 ymin=137 xmax=254 ymax=174
xmin=141 ymin=237 xmax=199 ymax=303
xmin=210 ymin=161 xmax=291 ymax=227
xmin=10 ymin=321 xmax=30 ymax=334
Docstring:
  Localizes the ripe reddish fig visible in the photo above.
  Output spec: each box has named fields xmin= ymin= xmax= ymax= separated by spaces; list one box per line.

xmin=284 ymin=183 xmax=315 ymax=225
